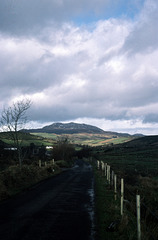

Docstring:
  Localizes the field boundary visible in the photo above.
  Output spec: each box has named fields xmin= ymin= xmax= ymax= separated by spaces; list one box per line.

xmin=94 ymin=159 xmax=158 ymax=240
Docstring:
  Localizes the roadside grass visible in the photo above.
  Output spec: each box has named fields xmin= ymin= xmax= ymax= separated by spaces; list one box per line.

xmin=55 ymin=159 xmax=74 ymax=168
xmin=94 ymin=168 xmax=139 ymax=240
xmin=94 ymin=169 xmax=120 ymax=240
xmin=93 ymin=139 xmax=158 ymax=239
xmin=0 ymin=160 xmax=71 ymax=201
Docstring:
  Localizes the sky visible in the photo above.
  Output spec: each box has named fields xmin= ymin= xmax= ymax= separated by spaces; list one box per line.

xmin=0 ymin=0 xmax=158 ymax=135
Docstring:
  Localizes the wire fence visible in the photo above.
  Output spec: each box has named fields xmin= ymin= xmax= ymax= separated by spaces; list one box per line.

xmin=95 ymin=159 xmax=158 ymax=240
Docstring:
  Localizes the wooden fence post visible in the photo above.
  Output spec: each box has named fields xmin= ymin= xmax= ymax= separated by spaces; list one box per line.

xmin=111 ymin=170 xmax=114 ymax=186
xmin=114 ymin=174 xmax=117 ymax=200
xmin=39 ymin=160 xmax=41 ymax=168
xmin=104 ymin=163 xmax=107 ymax=176
xmin=136 ymin=195 xmax=141 ymax=240
xmin=108 ymin=166 xmax=111 ymax=184
xmin=121 ymin=178 xmax=124 ymax=216
xmin=97 ymin=160 xmax=100 ymax=170
xmin=106 ymin=165 xmax=109 ymax=181
xmin=106 ymin=165 xmax=110 ymax=184
xmin=101 ymin=161 xmax=104 ymax=171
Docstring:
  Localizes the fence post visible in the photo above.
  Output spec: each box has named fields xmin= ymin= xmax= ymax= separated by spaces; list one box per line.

xmin=114 ymin=174 xmax=117 ymax=200
xmin=101 ymin=161 xmax=104 ymax=171
xmin=136 ymin=195 xmax=141 ymax=240
xmin=111 ymin=170 xmax=114 ymax=186
xmin=97 ymin=160 xmax=100 ymax=170
xmin=104 ymin=163 xmax=107 ymax=176
xmin=121 ymin=178 xmax=124 ymax=216
xmin=108 ymin=165 xmax=111 ymax=184
xmin=106 ymin=165 xmax=110 ymax=184
xmin=39 ymin=160 xmax=42 ymax=168
xmin=101 ymin=161 xmax=104 ymax=176
xmin=106 ymin=165 xmax=109 ymax=181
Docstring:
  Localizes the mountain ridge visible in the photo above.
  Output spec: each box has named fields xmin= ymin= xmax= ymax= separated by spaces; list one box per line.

xmin=27 ymin=122 xmax=105 ymax=134
xmin=25 ymin=122 xmax=143 ymax=137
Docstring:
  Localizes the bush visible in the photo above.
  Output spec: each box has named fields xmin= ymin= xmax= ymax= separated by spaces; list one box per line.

xmin=0 ymin=163 xmax=61 ymax=201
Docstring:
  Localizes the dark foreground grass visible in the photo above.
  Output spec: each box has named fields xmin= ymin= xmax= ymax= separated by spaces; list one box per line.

xmin=94 ymin=168 xmax=138 ymax=240
xmin=0 ymin=162 xmax=62 ymax=201
xmin=94 ymin=168 xmax=121 ymax=240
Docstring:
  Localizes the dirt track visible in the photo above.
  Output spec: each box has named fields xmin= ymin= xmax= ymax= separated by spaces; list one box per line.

xmin=0 ymin=160 xmax=95 ymax=240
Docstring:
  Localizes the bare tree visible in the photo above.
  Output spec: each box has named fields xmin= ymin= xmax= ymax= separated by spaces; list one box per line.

xmin=0 ymin=99 xmax=32 ymax=167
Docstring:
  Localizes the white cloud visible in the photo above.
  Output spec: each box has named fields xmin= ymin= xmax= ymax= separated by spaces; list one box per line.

xmin=1 ymin=0 xmax=158 ymax=134
xmin=123 ymin=0 xmax=158 ymax=54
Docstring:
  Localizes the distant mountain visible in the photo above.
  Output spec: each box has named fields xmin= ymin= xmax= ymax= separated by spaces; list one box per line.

xmin=25 ymin=122 xmax=143 ymax=137
xmin=132 ymin=133 xmax=144 ymax=137
xmin=27 ymin=122 xmax=106 ymax=134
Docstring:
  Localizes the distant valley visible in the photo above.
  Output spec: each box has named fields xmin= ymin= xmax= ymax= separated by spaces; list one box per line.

xmin=25 ymin=122 xmax=142 ymax=146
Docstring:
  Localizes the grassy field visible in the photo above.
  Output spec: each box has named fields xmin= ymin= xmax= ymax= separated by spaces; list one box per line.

xmin=31 ymin=132 xmax=135 ymax=146
xmin=93 ymin=136 xmax=158 ymax=177
xmin=0 ymin=131 xmax=137 ymax=147
xmin=1 ymin=130 xmax=158 ymax=239
xmin=0 ymin=132 xmax=54 ymax=146
xmin=94 ymin=167 xmax=138 ymax=240
xmin=92 ymin=136 xmax=158 ymax=239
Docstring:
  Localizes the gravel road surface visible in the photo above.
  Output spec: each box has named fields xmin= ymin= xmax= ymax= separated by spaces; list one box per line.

xmin=0 ymin=160 xmax=95 ymax=240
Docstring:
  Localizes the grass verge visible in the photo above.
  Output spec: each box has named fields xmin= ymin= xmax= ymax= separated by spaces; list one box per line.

xmin=94 ymin=167 xmax=138 ymax=240
xmin=0 ymin=162 xmax=61 ymax=201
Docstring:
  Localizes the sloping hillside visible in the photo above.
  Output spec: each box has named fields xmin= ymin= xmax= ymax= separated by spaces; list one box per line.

xmin=26 ymin=122 xmax=133 ymax=136
xmin=27 ymin=122 xmax=105 ymax=134
xmin=25 ymin=122 xmax=140 ymax=146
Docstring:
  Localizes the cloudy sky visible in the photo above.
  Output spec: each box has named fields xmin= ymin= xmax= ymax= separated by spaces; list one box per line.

xmin=0 ymin=0 xmax=158 ymax=135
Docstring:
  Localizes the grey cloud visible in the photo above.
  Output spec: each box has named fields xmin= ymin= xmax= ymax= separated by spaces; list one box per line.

xmin=143 ymin=114 xmax=158 ymax=123
xmin=0 ymin=45 xmax=82 ymax=100
xmin=1 ymin=0 xmax=158 ymax=135
xmin=28 ymin=88 xmax=130 ymax=123
xmin=118 ymin=81 xmax=158 ymax=108
xmin=0 ymin=0 xmax=144 ymax=36
xmin=0 ymin=0 xmax=108 ymax=35
xmin=122 ymin=1 xmax=158 ymax=54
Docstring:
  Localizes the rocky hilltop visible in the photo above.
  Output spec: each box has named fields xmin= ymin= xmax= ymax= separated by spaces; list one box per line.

xmin=26 ymin=122 xmax=143 ymax=137
xmin=28 ymin=122 xmax=106 ymax=134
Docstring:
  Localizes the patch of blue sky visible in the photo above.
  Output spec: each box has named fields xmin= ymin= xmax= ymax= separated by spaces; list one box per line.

xmin=72 ymin=0 xmax=145 ymax=26
xmin=72 ymin=13 xmax=101 ymax=26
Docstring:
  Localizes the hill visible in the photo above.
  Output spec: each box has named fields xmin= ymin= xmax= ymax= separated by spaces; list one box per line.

xmin=120 ymin=135 xmax=158 ymax=148
xmin=24 ymin=122 xmax=140 ymax=146
xmin=0 ymin=123 xmax=144 ymax=147
xmin=26 ymin=122 xmax=133 ymax=137
xmin=27 ymin=122 xmax=105 ymax=134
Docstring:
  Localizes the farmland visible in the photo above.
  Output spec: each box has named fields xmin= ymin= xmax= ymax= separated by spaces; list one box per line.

xmin=0 ymin=132 xmax=55 ymax=147
xmin=1 ymin=130 xmax=158 ymax=239
xmin=93 ymin=136 xmax=158 ymax=239
xmin=93 ymin=135 xmax=158 ymax=177
xmin=31 ymin=132 xmax=135 ymax=146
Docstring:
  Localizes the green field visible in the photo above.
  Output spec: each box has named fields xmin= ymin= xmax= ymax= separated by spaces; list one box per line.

xmin=0 ymin=132 xmax=54 ymax=146
xmin=31 ymin=132 xmax=135 ymax=146
xmin=92 ymin=136 xmax=158 ymax=239
xmin=94 ymin=136 xmax=158 ymax=176
xmin=1 ymin=130 xmax=158 ymax=239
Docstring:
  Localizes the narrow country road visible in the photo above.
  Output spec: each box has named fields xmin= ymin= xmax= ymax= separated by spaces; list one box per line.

xmin=0 ymin=160 xmax=95 ymax=240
